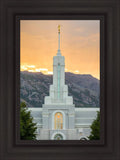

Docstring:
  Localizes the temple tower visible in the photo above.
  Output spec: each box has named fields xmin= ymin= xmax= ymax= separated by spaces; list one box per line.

xmin=42 ymin=25 xmax=75 ymax=140
xmin=44 ymin=25 xmax=73 ymax=105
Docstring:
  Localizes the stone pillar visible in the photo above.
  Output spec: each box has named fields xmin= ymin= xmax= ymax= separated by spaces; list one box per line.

xmin=42 ymin=109 xmax=49 ymax=129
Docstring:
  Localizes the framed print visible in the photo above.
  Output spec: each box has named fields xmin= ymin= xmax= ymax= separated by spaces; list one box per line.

xmin=20 ymin=20 xmax=100 ymax=141
xmin=0 ymin=0 xmax=120 ymax=160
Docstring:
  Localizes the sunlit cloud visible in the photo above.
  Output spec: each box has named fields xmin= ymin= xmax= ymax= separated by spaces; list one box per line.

xmin=48 ymin=71 xmax=53 ymax=75
xmin=21 ymin=65 xmax=28 ymax=70
xmin=21 ymin=64 xmax=99 ymax=79
xmin=74 ymin=70 xmax=80 ymax=74
xmin=35 ymin=69 xmax=41 ymax=72
xmin=38 ymin=68 xmax=48 ymax=71
xmin=21 ymin=64 xmax=52 ymax=74
xmin=28 ymin=70 xmax=34 ymax=72
xmin=21 ymin=64 xmax=80 ymax=75
xmin=21 ymin=64 xmax=36 ymax=70
xmin=27 ymin=65 xmax=35 ymax=68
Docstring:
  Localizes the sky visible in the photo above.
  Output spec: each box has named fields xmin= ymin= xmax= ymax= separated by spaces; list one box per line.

xmin=20 ymin=20 xmax=100 ymax=79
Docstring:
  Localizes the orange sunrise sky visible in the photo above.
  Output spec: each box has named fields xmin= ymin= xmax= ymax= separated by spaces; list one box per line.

xmin=20 ymin=20 xmax=100 ymax=79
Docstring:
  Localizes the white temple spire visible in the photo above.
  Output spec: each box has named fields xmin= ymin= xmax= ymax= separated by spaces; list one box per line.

xmin=57 ymin=25 xmax=61 ymax=56
xmin=44 ymin=24 xmax=74 ymax=105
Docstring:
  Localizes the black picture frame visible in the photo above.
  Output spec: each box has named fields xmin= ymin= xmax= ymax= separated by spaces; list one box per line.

xmin=0 ymin=0 xmax=120 ymax=160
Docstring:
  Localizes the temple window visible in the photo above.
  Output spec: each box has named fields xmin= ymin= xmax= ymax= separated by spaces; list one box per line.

xmin=54 ymin=112 xmax=63 ymax=129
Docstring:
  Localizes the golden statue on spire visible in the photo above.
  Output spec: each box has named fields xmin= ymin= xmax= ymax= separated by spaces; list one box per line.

xmin=58 ymin=25 xmax=60 ymax=33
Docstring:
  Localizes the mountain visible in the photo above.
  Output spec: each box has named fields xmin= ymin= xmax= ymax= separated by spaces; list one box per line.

xmin=20 ymin=71 xmax=100 ymax=108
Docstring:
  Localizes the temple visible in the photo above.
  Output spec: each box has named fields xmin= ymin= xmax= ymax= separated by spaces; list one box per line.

xmin=29 ymin=25 xmax=99 ymax=140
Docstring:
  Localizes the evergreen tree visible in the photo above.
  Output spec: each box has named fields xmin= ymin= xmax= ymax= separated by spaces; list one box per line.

xmin=88 ymin=111 xmax=100 ymax=140
xmin=20 ymin=102 xmax=37 ymax=140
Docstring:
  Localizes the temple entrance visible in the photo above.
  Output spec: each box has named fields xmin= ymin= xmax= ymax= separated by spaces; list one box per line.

xmin=54 ymin=134 xmax=63 ymax=140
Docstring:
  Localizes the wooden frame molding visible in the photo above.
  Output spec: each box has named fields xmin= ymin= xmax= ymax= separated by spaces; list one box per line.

xmin=0 ymin=0 xmax=120 ymax=160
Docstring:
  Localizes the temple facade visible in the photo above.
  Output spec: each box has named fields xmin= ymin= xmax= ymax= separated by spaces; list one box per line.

xmin=28 ymin=25 xmax=99 ymax=140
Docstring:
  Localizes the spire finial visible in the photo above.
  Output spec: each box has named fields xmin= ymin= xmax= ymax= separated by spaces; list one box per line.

xmin=57 ymin=25 xmax=61 ymax=56
xmin=58 ymin=25 xmax=60 ymax=33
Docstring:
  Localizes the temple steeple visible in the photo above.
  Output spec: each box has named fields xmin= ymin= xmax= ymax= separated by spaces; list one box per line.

xmin=57 ymin=25 xmax=61 ymax=56
xmin=43 ymin=25 xmax=73 ymax=105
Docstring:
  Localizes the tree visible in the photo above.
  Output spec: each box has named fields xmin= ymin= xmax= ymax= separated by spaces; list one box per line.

xmin=88 ymin=111 xmax=100 ymax=140
xmin=20 ymin=102 xmax=37 ymax=140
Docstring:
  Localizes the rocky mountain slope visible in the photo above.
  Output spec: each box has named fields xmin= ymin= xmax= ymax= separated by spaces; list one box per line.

xmin=20 ymin=71 xmax=100 ymax=108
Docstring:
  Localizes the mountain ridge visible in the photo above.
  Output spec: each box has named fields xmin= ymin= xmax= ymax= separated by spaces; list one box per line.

xmin=20 ymin=71 xmax=100 ymax=108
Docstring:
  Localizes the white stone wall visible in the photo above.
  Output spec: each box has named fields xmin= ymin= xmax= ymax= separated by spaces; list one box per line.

xmin=28 ymin=107 xmax=100 ymax=140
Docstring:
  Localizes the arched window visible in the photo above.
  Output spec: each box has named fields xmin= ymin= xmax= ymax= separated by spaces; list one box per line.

xmin=54 ymin=112 xmax=63 ymax=129
xmin=54 ymin=134 xmax=63 ymax=140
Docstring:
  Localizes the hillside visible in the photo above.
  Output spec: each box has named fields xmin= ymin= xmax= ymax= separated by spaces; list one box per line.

xmin=20 ymin=71 xmax=100 ymax=108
